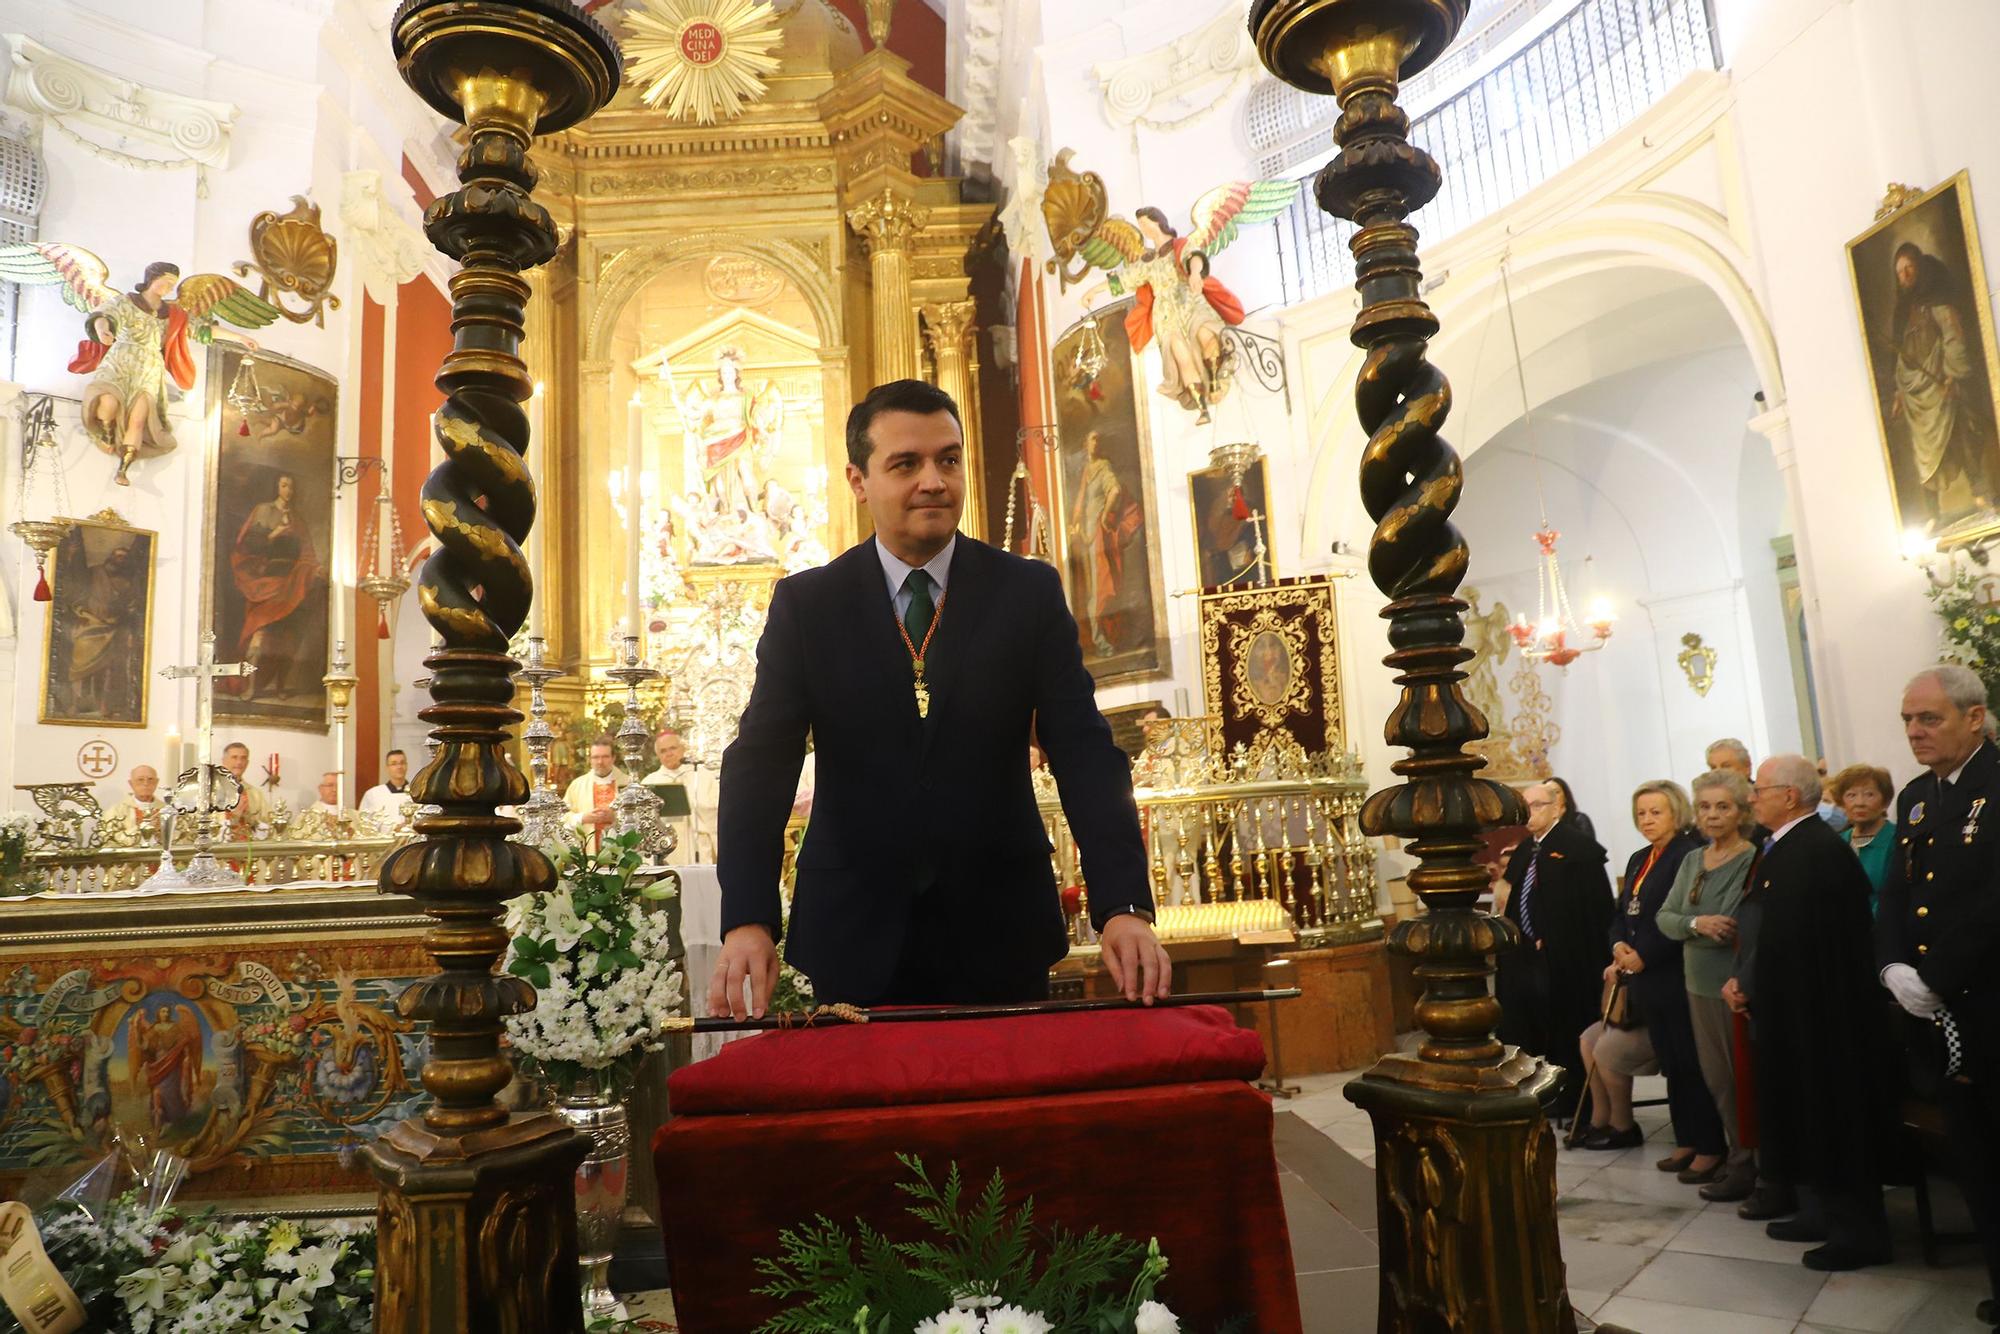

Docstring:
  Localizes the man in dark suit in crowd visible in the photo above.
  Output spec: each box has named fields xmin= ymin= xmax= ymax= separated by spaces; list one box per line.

xmin=1737 ymin=754 xmax=1894 ymax=1272
xmin=710 ymin=379 xmax=1167 ymax=1018
xmin=1878 ymin=666 xmax=2000 ymax=1325
xmin=1496 ymin=780 xmax=1613 ymax=1118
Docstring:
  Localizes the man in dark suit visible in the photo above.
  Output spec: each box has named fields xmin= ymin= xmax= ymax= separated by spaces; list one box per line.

xmin=1495 ymin=780 xmax=1613 ymax=1118
xmin=709 ymin=379 xmax=1167 ymax=1018
xmin=1877 ymin=666 xmax=2000 ymax=1324
xmin=1736 ymin=754 xmax=1894 ymax=1272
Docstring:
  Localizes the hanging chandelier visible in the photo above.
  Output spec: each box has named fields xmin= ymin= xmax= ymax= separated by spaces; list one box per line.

xmin=357 ymin=475 xmax=410 ymax=639
xmin=1508 ymin=527 xmax=1613 ymax=667
xmin=1497 ymin=259 xmax=1614 ymax=669
xmin=9 ymin=394 xmax=73 ymax=602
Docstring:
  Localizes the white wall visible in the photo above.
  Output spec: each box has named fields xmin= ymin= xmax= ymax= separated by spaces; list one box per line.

xmin=0 ymin=0 xmax=448 ymax=811
xmin=1454 ymin=346 xmax=1794 ymax=870
xmin=1715 ymin=0 xmax=2000 ymax=778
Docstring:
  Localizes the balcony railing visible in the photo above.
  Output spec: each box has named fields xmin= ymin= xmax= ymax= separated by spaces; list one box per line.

xmin=1268 ymin=0 xmax=1721 ymax=307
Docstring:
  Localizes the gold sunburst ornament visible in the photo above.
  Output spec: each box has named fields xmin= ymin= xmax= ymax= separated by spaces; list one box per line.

xmin=623 ymin=0 xmax=783 ymax=125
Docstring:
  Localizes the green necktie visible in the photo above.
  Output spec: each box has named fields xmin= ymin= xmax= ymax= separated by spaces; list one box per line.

xmin=902 ymin=569 xmax=935 ymax=648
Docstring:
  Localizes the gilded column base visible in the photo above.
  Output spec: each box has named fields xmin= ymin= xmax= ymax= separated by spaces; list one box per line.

xmin=1346 ymin=1055 xmax=1576 ymax=1333
xmin=365 ymin=1111 xmax=591 ymax=1334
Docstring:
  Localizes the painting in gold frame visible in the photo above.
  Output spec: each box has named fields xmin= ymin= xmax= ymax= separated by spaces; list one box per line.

xmin=1849 ymin=172 xmax=2000 ymax=548
xmin=1049 ymin=300 xmax=1172 ymax=686
xmin=1188 ymin=457 xmax=1274 ymax=589
xmin=1196 ymin=577 xmax=1345 ymax=760
xmin=202 ymin=343 xmax=337 ymax=733
xmin=40 ymin=509 xmax=156 ymax=728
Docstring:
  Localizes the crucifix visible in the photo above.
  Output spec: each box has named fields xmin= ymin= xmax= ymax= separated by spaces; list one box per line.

xmin=143 ymin=629 xmax=255 ymax=891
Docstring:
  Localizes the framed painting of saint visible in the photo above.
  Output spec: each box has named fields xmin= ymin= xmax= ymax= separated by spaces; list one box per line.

xmin=202 ymin=344 xmax=337 ymax=732
xmin=1849 ymin=172 xmax=2000 ymax=547
xmin=1050 ymin=301 xmax=1172 ymax=686
xmin=1188 ymin=458 xmax=1275 ymax=589
xmin=40 ymin=509 xmax=156 ymax=727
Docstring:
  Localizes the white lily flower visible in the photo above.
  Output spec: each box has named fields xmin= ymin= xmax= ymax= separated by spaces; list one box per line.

xmin=1134 ymin=1301 xmax=1181 ymax=1334
xmin=983 ymin=1307 xmax=1051 ymax=1334
xmin=913 ymin=1312 xmax=982 ymax=1334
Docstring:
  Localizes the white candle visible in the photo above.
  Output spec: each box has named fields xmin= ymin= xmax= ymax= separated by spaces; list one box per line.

xmin=528 ymin=382 xmax=547 ymax=637
xmin=164 ymin=726 xmax=182 ymax=780
xmin=626 ymin=391 xmax=644 ymax=645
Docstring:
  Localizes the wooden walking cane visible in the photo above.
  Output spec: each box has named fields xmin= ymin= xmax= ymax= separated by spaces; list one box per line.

xmin=1565 ymin=972 xmax=1627 ymax=1149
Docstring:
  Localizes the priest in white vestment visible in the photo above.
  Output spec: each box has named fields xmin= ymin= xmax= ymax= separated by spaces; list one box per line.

xmin=642 ymin=729 xmax=718 ymax=865
xmin=102 ymin=764 xmax=164 ymax=844
xmin=564 ymin=737 xmax=629 ymax=851
xmin=308 ymin=771 xmax=345 ymax=816
xmin=220 ymin=741 xmax=272 ymax=836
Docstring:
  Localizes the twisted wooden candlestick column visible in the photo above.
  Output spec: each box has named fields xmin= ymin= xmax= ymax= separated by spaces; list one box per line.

xmin=366 ymin=2 xmax=620 ymax=1328
xmin=1253 ymin=1 xmax=1574 ymax=1328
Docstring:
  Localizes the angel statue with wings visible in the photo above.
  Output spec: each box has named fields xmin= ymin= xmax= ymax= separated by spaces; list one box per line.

xmin=0 ymin=244 xmax=280 ymax=484
xmin=1043 ymin=151 xmax=1296 ymax=423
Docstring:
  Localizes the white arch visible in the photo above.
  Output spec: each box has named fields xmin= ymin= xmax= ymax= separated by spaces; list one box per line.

xmin=1292 ymin=215 xmax=1786 ymax=561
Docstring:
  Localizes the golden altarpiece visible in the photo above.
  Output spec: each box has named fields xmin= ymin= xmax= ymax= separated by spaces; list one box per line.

xmin=521 ymin=1 xmax=996 ymax=744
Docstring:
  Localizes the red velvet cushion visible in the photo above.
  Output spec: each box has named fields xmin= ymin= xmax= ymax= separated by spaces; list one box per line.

xmin=667 ymin=1005 xmax=1267 ymax=1114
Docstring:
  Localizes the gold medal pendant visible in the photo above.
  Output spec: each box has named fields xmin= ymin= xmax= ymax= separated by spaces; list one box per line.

xmin=898 ymin=594 xmax=945 ymax=722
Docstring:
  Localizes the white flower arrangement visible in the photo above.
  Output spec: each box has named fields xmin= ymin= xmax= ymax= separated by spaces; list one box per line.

xmin=905 ymin=1300 xmax=1179 ymax=1334
xmin=759 ymin=1158 xmax=1207 ymax=1334
xmin=1 ymin=1199 xmax=373 ymax=1334
xmin=501 ymin=831 xmax=685 ymax=1097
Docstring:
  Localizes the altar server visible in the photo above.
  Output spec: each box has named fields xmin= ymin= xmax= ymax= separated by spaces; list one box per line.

xmin=358 ymin=749 xmax=414 ymax=821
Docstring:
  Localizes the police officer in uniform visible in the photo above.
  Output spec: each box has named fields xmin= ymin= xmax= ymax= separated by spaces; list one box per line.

xmin=1879 ymin=665 xmax=2000 ymax=1327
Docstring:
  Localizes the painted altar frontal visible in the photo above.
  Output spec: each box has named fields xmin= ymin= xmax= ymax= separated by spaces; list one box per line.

xmin=0 ymin=884 xmax=429 ymax=1201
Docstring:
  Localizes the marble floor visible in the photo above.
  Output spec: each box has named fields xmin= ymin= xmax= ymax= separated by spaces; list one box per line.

xmin=1285 ymin=1069 xmax=1994 ymax=1334
xmin=622 ymin=1068 xmax=1991 ymax=1332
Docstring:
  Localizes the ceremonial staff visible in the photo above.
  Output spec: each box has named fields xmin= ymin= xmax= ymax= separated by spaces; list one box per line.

xmin=670 ymin=988 xmax=1304 ymax=1034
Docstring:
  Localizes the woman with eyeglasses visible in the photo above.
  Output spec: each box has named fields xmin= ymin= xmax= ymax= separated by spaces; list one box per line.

xmin=1655 ymin=768 xmax=1760 ymax=1201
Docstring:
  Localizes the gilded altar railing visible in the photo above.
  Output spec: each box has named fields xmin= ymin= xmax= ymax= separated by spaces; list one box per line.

xmin=23 ymin=835 xmax=404 ymax=895
xmin=1038 ymin=729 xmax=1382 ymax=948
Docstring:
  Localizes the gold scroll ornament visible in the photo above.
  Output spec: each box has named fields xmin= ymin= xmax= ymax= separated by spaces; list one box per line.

xmin=0 ymin=1202 xmax=85 ymax=1334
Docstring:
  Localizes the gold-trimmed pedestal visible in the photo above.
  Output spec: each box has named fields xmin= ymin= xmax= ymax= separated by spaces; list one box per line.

xmin=1250 ymin=1 xmax=1575 ymax=1329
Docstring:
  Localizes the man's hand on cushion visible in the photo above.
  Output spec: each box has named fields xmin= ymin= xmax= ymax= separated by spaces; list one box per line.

xmin=1100 ymin=913 xmax=1171 ymax=1005
xmin=709 ymin=924 xmax=780 ymax=1021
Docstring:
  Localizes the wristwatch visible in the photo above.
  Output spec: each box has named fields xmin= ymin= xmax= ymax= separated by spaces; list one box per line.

xmin=1102 ymin=906 xmax=1155 ymax=927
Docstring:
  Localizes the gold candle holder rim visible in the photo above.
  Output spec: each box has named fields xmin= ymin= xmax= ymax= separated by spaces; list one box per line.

xmin=1249 ymin=0 xmax=1469 ymax=96
xmin=391 ymin=0 xmax=623 ymax=136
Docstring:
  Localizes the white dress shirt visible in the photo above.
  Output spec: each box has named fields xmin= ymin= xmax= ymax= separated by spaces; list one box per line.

xmin=876 ymin=534 xmax=956 ymax=623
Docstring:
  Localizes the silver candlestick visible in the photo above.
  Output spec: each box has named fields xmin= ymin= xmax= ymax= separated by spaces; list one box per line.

xmin=604 ymin=632 xmax=674 ymax=861
xmin=514 ymin=635 xmax=568 ymax=848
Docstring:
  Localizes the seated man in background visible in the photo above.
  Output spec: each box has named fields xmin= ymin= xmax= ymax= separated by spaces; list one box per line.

xmin=308 ymin=770 xmax=344 ymax=816
xmin=102 ymin=764 xmax=163 ymax=844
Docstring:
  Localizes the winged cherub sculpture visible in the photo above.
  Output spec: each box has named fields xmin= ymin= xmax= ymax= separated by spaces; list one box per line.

xmin=0 ymin=244 xmax=281 ymax=484
xmin=1042 ymin=150 xmax=1296 ymax=423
